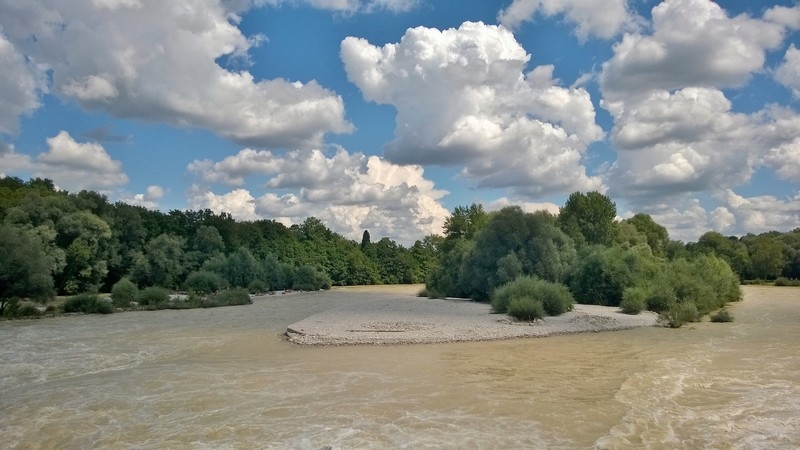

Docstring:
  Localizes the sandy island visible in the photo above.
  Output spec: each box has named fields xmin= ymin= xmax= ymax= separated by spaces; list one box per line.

xmin=284 ymin=285 xmax=659 ymax=346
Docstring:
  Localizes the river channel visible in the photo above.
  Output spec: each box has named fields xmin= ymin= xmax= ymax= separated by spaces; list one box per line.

xmin=1 ymin=285 xmax=798 ymax=449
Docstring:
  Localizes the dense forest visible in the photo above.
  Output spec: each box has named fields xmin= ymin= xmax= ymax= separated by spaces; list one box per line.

xmin=1 ymin=176 xmax=798 ymax=323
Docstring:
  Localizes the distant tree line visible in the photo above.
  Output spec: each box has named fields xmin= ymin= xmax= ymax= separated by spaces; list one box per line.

xmin=0 ymin=176 xmax=437 ymax=315
xmin=2 ymin=177 xmax=798 ymax=324
xmin=425 ymin=192 xmax=799 ymax=326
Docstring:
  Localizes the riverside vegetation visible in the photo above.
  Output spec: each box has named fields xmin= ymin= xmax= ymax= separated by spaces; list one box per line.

xmin=1 ymin=177 xmax=798 ymax=326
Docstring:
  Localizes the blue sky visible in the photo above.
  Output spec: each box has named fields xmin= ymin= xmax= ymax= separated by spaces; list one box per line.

xmin=1 ymin=0 xmax=799 ymax=245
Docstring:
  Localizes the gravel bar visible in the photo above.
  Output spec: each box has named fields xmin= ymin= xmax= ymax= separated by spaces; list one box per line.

xmin=285 ymin=293 xmax=659 ymax=346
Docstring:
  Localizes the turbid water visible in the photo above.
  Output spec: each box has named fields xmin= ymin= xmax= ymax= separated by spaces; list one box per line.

xmin=1 ymin=285 xmax=798 ymax=449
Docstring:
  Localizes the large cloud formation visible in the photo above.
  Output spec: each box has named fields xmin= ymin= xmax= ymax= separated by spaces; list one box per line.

xmin=497 ymin=0 xmax=637 ymax=40
xmin=341 ymin=21 xmax=605 ymax=197
xmin=0 ymin=0 xmax=351 ymax=148
xmin=0 ymin=131 xmax=129 ymax=192
xmin=188 ymin=147 xmax=449 ymax=245
xmin=598 ymin=0 xmax=800 ymax=239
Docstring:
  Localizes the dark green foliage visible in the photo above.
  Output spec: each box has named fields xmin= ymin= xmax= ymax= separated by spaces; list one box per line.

xmin=658 ymin=302 xmax=700 ymax=328
xmin=620 ymin=286 xmax=647 ymax=314
xmin=16 ymin=303 xmax=43 ymax=317
xmin=184 ymin=270 xmax=225 ymax=295
xmin=425 ymin=239 xmax=473 ymax=299
xmin=138 ymin=286 xmax=169 ymax=306
xmin=636 ymin=255 xmax=741 ymax=320
xmin=63 ymin=293 xmax=114 ymax=314
xmin=222 ymin=247 xmax=263 ymax=288
xmin=539 ymin=282 xmax=574 ymax=316
xmin=443 ymin=203 xmax=488 ymax=243
xmin=111 ymin=277 xmax=138 ymax=307
xmin=557 ymin=191 xmax=616 ymax=247
xmin=292 ymin=265 xmax=331 ymax=291
xmin=248 ymin=279 xmax=267 ymax=294
xmin=507 ymin=297 xmax=546 ymax=321
xmin=689 ymin=231 xmax=750 ymax=279
xmin=710 ymin=309 xmax=734 ymax=323
xmin=491 ymin=276 xmax=573 ymax=316
xmin=1 ymin=299 xmax=43 ymax=318
xmin=567 ymin=246 xmax=655 ymax=307
xmin=0 ymin=224 xmax=55 ymax=315
xmin=460 ymin=207 xmax=576 ymax=301
xmin=745 ymin=235 xmax=784 ymax=280
xmin=644 ymin=282 xmax=677 ymax=313
xmin=496 ymin=252 xmax=523 ymax=286
xmin=774 ymin=277 xmax=800 ymax=286
xmin=623 ymin=213 xmax=670 ymax=256
xmin=201 ymin=289 xmax=252 ymax=307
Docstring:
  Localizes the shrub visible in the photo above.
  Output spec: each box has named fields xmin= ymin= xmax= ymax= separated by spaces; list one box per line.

xmin=620 ymin=286 xmax=647 ymax=314
xmin=491 ymin=276 xmax=540 ymax=314
xmin=491 ymin=276 xmax=573 ymax=316
xmin=1 ymin=299 xmax=42 ymax=318
xmin=567 ymin=246 xmax=654 ymax=306
xmin=202 ymin=289 xmax=252 ymax=307
xmin=63 ymin=293 xmax=114 ymax=314
xmin=138 ymin=286 xmax=169 ymax=306
xmin=539 ymin=282 xmax=574 ymax=316
xmin=710 ymin=308 xmax=734 ymax=323
xmin=17 ymin=304 xmax=42 ymax=317
xmin=184 ymin=270 xmax=225 ymax=295
xmin=507 ymin=296 xmax=545 ymax=321
xmin=292 ymin=265 xmax=331 ymax=291
xmin=111 ymin=278 xmax=138 ymax=308
xmin=247 ymin=279 xmax=267 ymax=294
xmin=645 ymin=283 xmax=676 ymax=313
xmin=658 ymin=302 xmax=699 ymax=328
xmin=774 ymin=277 xmax=800 ymax=287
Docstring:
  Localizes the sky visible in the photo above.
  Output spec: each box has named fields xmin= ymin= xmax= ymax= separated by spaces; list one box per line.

xmin=1 ymin=0 xmax=799 ymax=246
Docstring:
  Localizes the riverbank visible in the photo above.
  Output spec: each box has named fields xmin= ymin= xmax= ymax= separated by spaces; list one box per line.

xmin=285 ymin=285 xmax=659 ymax=345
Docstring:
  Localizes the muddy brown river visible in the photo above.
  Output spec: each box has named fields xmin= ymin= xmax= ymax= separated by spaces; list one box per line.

xmin=1 ymin=285 xmax=798 ymax=449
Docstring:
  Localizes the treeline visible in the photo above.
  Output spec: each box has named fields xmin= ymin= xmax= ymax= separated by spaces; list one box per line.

xmin=2 ymin=177 xmax=798 ymax=323
xmin=425 ymin=192 xmax=799 ymax=327
xmin=0 ymin=176 xmax=437 ymax=315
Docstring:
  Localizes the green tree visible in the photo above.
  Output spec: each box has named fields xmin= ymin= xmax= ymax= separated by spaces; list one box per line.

xmin=223 ymin=247 xmax=263 ymax=288
xmin=184 ymin=270 xmax=225 ymax=295
xmin=442 ymin=203 xmax=488 ymax=250
xmin=567 ymin=245 xmax=656 ymax=306
xmin=746 ymin=234 xmax=785 ymax=280
xmin=623 ymin=213 xmax=670 ymax=257
xmin=136 ymin=233 xmax=186 ymax=288
xmin=779 ymin=229 xmax=800 ymax=278
xmin=461 ymin=207 xmax=576 ymax=301
xmin=360 ymin=230 xmax=371 ymax=251
xmin=193 ymin=225 xmax=225 ymax=261
xmin=690 ymin=231 xmax=750 ymax=278
xmin=56 ymin=211 xmax=113 ymax=294
xmin=557 ymin=191 xmax=617 ymax=247
xmin=0 ymin=225 xmax=55 ymax=314
xmin=111 ymin=277 xmax=138 ymax=307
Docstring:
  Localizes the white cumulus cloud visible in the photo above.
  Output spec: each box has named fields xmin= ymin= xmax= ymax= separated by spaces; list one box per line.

xmin=0 ymin=34 xmax=45 ymax=135
xmin=119 ymin=185 xmax=166 ymax=209
xmin=341 ymin=21 xmax=605 ymax=198
xmin=776 ymin=44 xmax=800 ymax=99
xmin=0 ymin=0 xmax=352 ymax=149
xmin=34 ymin=131 xmax=129 ymax=191
xmin=600 ymin=0 xmax=785 ymax=99
xmin=188 ymin=147 xmax=450 ymax=244
xmin=498 ymin=0 xmax=638 ymax=40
